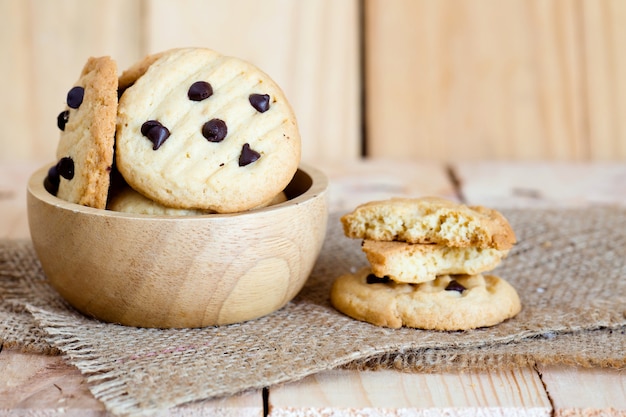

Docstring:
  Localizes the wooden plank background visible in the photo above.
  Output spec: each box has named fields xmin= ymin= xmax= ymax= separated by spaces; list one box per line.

xmin=1 ymin=0 xmax=625 ymax=164
xmin=0 ymin=0 xmax=360 ymax=165
xmin=365 ymin=0 xmax=626 ymax=161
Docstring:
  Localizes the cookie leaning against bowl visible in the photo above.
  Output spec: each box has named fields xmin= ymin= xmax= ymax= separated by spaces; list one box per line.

xmin=330 ymin=267 xmax=521 ymax=330
xmin=341 ymin=197 xmax=516 ymax=250
xmin=47 ymin=56 xmax=118 ymax=209
xmin=115 ymin=47 xmax=301 ymax=213
xmin=361 ymin=240 xmax=510 ymax=284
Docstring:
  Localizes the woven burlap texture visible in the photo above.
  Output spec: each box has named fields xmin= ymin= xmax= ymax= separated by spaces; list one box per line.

xmin=1 ymin=207 xmax=626 ymax=416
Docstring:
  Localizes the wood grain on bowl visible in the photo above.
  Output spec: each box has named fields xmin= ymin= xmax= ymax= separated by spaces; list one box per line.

xmin=27 ymin=164 xmax=328 ymax=328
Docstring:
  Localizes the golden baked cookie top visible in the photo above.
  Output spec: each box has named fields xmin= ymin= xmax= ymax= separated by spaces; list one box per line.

xmin=341 ymin=196 xmax=516 ymax=250
xmin=115 ymin=47 xmax=301 ymax=213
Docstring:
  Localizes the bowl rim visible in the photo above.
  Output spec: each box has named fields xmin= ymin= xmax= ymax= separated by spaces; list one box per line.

xmin=28 ymin=162 xmax=328 ymax=220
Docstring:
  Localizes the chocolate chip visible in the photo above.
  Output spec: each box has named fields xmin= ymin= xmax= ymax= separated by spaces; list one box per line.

xmin=445 ymin=280 xmax=466 ymax=293
xmin=188 ymin=81 xmax=213 ymax=101
xmin=67 ymin=86 xmax=84 ymax=109
xmin=202 ymin=118 xmax=227 ymax=142
xmin=44 ymin=165 xmax=60 ymax=195
xmin=57 ymin=157 xmax=75 ymax=180
xmin=57 ymin=110 xmax=69 ymax=131
xmin=141 ymin=120 xmax=170 ymax=150
xmin=366 ymin=274 xmax=391 ymax=284
xmin=238 ymin=143 xmax=260 ymax=166
xmin=141 ymin=120 xmax=160 ymax=136
xmin=249 ymin=94 xmax=270 ymax=113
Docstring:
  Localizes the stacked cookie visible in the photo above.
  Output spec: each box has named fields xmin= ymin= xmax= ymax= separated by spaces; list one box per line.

xmin=331 ymin=197 xmax=521 ymax=330
xmin=46 ymin=48 xmax=300 ymax=215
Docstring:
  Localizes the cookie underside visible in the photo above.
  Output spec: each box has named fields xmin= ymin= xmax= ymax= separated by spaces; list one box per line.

xmin=330 ymin=267 xmax=521 ymax=331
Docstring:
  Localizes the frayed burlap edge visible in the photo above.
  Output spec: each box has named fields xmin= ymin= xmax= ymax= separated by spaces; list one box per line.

xmin=0 ymin=303 xmax=59 ymax=354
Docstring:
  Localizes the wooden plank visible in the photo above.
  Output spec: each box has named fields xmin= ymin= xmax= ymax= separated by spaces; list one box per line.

xmin=580 ymin=0 xmax=626 ymax=160
xmin=0 ymin=350 xmax=264 ymax=416
xmin=537 ymin=365 xmax=626 ymax=416
xmin=364 ymin=0 xmax=585 ymax=161
xmin=268 ymin=368 xmax=551 ymax=416
xmin=0 ymin=350 xmax=106 ymax=416
xmin=0 ymin=0 xmax=33 ymax=163
xmin=0 ymin=0 xmax=143 ymax=164
xmin=453 ymin=161 xmax=626 ymax=208
xmin=315 ymin=159 xmax=456 ymax=212
xmin=0 ymin=161 xmax=44 ymax=239
xmin=144 ymin=0 xmax=361 ymax=164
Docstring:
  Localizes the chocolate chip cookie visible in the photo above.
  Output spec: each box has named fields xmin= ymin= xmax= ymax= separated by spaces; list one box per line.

xmin=341 ymin=197 xmax=516 ymax=250
xmin=330 ymin=267 xmax=521 ymax=330
xmin=115 ymin=48 xmax=301 ymax=213
xmin=362 ymin=240 xmax=510 ymax=284
xmin=47 ymin=56 xmax=118 ymax=209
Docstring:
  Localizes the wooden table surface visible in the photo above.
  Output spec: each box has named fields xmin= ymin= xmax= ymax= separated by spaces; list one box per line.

xmin=1 ymin=159 xmax=625 ymax=416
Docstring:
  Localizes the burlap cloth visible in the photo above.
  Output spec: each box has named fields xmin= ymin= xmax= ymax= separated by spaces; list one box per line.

xmin=1 ymin=207 xmax=626 ymax=416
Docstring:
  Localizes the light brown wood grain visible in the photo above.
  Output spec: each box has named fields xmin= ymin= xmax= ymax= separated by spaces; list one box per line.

xmin=0 ymin=0 xmax=142 ymax=164
xmin=0 ymin=0 xmax=33 ymax=163
xmin=0 ymin=350 xmax=106 ymax=416
xmin=26 ymin=164 xmax=328 ymax=328
xmin=453 ymin=161 xmax=626 ymax=208
xmin=0 ymin=350 xmax=263 ymax=416
xmin=537 ymin=365 xmax=626 ymax=417
xmin=364 ymin=0 xmax=626 ymax=161
xmin=315 ymin=159 xmax=457 ymax=212
xmin=268 ymin=368 xmax=551 ymax=416
xmin=0 ymin=160 xmax=45 ymax=239
xmin=580 ymin=0 xmax=626 ymax=160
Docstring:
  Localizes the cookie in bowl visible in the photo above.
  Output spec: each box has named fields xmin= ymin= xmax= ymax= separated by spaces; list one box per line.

xmin=28 ymin=47 xmax=327 ymax=328
xmin=115 ymin=47 xmax=301 ymax=213
xmin=48 ymin=56 xmax=118 ymax=209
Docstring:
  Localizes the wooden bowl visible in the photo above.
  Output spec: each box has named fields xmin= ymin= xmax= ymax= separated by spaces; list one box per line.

xmin=27 ymin=164 xmax=328 ymax=328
